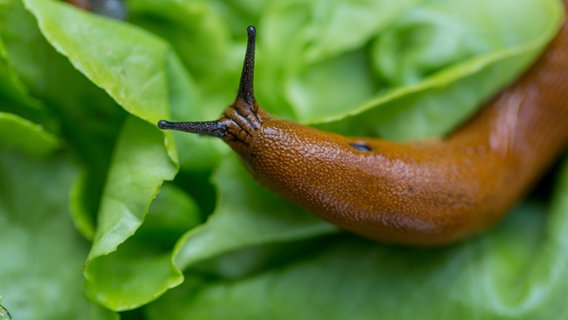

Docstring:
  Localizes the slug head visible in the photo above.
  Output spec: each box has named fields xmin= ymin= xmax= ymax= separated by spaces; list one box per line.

xmin=158 ymin=25 xmax=268 ymax=157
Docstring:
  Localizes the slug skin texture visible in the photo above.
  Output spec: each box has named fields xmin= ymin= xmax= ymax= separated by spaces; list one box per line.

xmin=159 ymin=2 xmax=568 ymax=245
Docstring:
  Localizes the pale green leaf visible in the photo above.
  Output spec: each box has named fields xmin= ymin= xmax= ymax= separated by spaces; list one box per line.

xmin=83 ymin=116 xmax=178 ymax=310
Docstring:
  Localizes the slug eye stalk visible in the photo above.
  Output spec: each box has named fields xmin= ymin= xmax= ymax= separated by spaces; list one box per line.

xmin=157 ymin=26 xmax=258 ymax=138
xmin=157 ymin=120 xmax=227 ymax=138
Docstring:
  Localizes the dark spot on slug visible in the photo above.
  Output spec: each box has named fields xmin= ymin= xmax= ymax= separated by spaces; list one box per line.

xmin=349 ymin=142 xmax=372 ymax=152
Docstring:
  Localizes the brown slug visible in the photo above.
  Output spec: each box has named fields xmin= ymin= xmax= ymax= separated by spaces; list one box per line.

xmin=158 ymin=4 xmax=568 ymax=245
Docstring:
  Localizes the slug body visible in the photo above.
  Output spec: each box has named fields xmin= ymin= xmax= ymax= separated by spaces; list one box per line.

xmin=159 ymin=4 xmax=568 ymax=245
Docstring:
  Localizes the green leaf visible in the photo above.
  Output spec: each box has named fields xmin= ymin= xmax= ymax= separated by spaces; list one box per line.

xmin=83 ymin=116 xmax=178 ymax=310
xmin=22 ymin=0 xmax=183 ymax=169
xmin=173 ymin=155 xmax=337 ymax=271
xmin=0 ymin=34 xmax=47 ymax=125
xmin=0 ymin=112 xmax=59 ymax=156
xmin=257 ymin=0 xmax=418 ymax=119
xmin=0 ymin=295 xmax=10 ymax=320
xmin=127 ymin=0 xmax=233 ymax=82
xmin=163 ymin=44 xmax=228 ymax=172
xmin=0 ymin=150 xmax=117 ymax=320
xmin=138 ymin=183 xmax=201 ymax=246
xmin=147 ymin=186 xmax=568 ymax=319
xmin=127 ymin=0 xmax=256 ymax=171
xmin=85 ymin=181 xmax=201 ymax=309
xmin=314 ymin=0 xmax=564 ymax=141
xmin=83 ymin=183 xmax=200 ymax=311
xmin=23 ymin=0 xmax=170 ymax=125
xmin=2 ymin=0 xmax=127 ymax=240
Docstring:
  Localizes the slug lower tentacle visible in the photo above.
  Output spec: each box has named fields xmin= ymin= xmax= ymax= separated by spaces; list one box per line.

xmin=159 ymin=4 xmax=568 ymax=246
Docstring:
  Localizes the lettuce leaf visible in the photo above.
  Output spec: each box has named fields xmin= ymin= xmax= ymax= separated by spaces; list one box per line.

xmin=147 ymin=188 xmax=568 ymax=319
xmin=0 ymin=148 xmax=116 ymax=319
xmin=0 ymin=112 xmax=59 ymax=156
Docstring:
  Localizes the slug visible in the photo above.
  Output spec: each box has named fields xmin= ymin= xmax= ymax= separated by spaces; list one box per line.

xmin=158 ymin=5 xmax=568 ymax=245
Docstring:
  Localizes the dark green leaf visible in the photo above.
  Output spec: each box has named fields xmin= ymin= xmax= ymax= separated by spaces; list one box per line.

xmin=0 ymin=150 xmax=117 ymax=320
xmin=0 ymin=112 xmax=58 ymax=156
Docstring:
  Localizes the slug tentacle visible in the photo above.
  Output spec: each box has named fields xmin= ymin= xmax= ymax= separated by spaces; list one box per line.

xmin=158 ymin=25 xmax=265 ymax=147
xmin=237 ymin=26 xmax=257 ymax=107
xmin=157 ymin=119 xmax=227 ymax=138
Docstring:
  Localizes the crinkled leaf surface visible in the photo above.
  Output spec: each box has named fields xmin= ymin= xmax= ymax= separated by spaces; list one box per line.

xmin=80 ymin=180 xmax=204 ymax=311
xmin=315 ymin=0 xmax=563 ymax=140
xmin=23 ymin=0 xmax=172 ymax=128
xmin=147 ymin=160 xmax=568 ymax=319
xmin=83 ymin=116 xmax=177 ymax=310
xmin=83 ymin=181 xmax=200 ymax=311
xmin=173 ymin=155 xmax=337 ymax=271
xmin=258 ymin=0 xmax=418 ymax=119
xmin=0 ymin=149 xmax=117 ymax=320
xmin=18 ymin=0 xmax=195 ymax=310
xmin=1 ymin=0 xmax=126 ymax=240
xmin=22 ymin=0 xmax=179 ymax=167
